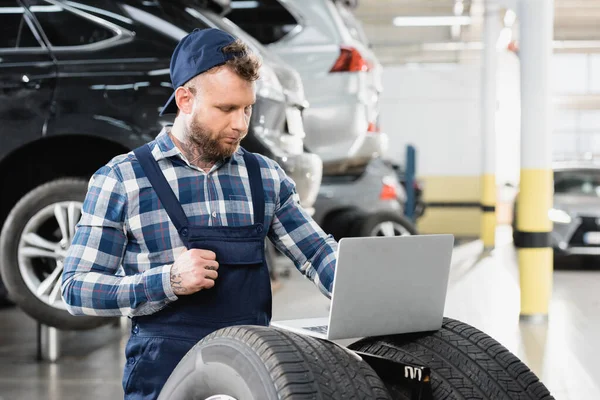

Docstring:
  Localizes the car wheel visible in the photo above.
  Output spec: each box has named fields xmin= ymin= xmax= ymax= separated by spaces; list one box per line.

xmin=355 ymin=211 xmax=418 ymax=237
xmin=0 ymin=178 xmax=112 ymax=330
xmin=0 ymin=278 xmax=14 ymax=308
xmin=158 ymin=325 xmax=392 ymax=400
xmin=325 ymin=209 xmax=364 ymax=240
xmin=348 ymin=317 xmax=554 ymax=400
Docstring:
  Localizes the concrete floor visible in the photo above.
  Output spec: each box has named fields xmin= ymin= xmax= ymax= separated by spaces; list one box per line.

xmin=0 ymin=227 xmax=598 ymax=399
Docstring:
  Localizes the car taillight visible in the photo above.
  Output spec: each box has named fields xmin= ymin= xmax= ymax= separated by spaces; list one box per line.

xmin=379 ymin=182 xmax=398 ymax=200
xmin=330 ymin=46 xmax=372 ymax=73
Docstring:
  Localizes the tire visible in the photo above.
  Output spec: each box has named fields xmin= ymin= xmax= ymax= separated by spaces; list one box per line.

xmin=0 ymin=278 xmax=14 ymax=308
xmin=0 ymin=178 xmax=111 ymax=330
xmin=348 ymin=317 xmax=554 ymax=400
xmin=326 ymin=209 xmax=364 ymax=240
xmin=159 ymin=325 xmax=392 ymax=400
xmin=355 ymin=211 xmax=418 ymax=237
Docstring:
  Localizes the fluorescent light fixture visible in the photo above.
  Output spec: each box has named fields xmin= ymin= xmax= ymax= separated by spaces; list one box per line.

xmin=230 ymin=1 xmax=259 ymax=9
xmin=393 ymin=16 xmax=472 ymax=27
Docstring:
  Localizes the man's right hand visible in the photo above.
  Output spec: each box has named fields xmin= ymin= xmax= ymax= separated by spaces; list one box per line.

xmin=169 ymin=249 xmax=219 ymax=295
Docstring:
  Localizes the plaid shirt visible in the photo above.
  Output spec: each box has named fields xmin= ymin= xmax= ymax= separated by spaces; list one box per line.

xmin=61 ymin=128 xmax=337 ymax=317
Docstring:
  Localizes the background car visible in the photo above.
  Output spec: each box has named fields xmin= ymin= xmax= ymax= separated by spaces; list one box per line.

xmin=226 ymin=0 xmax=418 ymax=240
xmin=227 ymin=0 xmax=387 ymax=175
xmin=512 ymin=160 xmax=600 ymax=262
xmin=0 ymin=0 xmax=320 ymax=327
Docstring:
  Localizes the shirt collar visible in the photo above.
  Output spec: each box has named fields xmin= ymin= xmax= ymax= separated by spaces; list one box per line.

xmin=152 ymin=126 xmax=243 ymax=170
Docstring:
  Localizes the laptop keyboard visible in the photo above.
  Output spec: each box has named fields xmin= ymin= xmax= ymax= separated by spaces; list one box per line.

xmin=303 ymin=325 xmax=328 ymax=334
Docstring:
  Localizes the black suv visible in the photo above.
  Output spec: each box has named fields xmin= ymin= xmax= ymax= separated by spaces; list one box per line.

xmin=0 ymin=0 xmax=322 ymax=330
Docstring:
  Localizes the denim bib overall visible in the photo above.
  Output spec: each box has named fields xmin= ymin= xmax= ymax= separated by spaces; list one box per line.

xmin=122 ymin=144 xmax=272 ymax=399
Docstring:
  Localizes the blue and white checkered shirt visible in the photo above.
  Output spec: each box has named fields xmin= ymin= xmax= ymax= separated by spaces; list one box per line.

xmin=62 ymin=128 xmax=337 ymax=317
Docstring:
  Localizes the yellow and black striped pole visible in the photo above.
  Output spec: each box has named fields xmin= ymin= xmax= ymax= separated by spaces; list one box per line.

xmin=515 ymin=0 xmax=554 ymax=322
xmin=480 ymin=0 xmax=500 ymax=249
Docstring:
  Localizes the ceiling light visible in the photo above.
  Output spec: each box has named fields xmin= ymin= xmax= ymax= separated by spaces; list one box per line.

xmin=392 ymin=16 xmax=472 ymax=27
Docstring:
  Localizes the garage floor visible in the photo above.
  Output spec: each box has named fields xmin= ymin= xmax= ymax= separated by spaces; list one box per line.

xmin=0 ymin=227 xmax=598 ymax=400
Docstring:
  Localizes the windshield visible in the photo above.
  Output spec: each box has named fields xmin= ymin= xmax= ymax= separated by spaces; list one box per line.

xmin=554 ymin=169 xmax=600 ymax=197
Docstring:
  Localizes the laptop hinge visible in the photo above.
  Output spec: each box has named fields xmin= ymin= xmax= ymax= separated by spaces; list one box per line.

xmin=353 ymin=350 xmax=434 ymax=400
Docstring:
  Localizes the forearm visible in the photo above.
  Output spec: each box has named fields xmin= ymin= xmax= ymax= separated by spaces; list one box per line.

xmin=269 ymin=196 xmax=337 ymax=297
xmin=297 ymin=237 xmax=337 ymax=299
xmin=62 ymin=263 xmax=177 ymax=317
xmin=61 ymin=223 xmax=178 ymax=317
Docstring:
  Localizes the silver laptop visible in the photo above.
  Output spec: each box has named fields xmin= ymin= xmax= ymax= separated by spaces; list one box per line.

xmin=270 ymin=234 xmax=454 ymax=340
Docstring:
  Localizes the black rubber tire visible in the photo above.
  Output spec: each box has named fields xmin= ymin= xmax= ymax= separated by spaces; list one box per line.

xmin=0 ymin=178 xmax=112 ymax=330
xmin=348 ymin=317 xmax=555 ymax=400
xmin=159 ymin=325 xmax=392 ymax=400
xmin=0 ymin=278 xmax=14 ymax=308
xmin=355 ymin=211 xmax=418 ymax=237
xmin=325 ymin=209 xmax=364 ymax=240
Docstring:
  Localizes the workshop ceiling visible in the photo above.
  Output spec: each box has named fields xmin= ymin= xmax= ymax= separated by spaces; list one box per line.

xmin=352 ymin=0 xmax=600 ymax=64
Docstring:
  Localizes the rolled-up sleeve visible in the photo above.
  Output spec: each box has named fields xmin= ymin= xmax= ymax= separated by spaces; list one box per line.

xmin=61 ymin=165 xmax=177 ymax=317
xmin=267 ymin=164 xmax=337 ymax=298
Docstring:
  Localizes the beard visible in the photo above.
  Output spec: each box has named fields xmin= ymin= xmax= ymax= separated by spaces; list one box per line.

xmin=185 ymin=116 xmax=244 ymax=164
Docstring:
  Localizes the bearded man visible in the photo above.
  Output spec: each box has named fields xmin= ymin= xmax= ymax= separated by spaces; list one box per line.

xmin=61 ymin=28 xmax=337 ymax=400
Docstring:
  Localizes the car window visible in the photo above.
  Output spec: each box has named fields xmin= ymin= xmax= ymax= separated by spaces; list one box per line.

xmin=227 ymin=0 xmax=299 ymax=45
xmin=27 ymin=0 xmax=116 ymax=47
xmin=0 ymin=1 xmax=41 ymax=49
xmin=554 ymin=169 xmax=600 ymax=197
xmin=334 ymin=2 xmax=370 ymax=45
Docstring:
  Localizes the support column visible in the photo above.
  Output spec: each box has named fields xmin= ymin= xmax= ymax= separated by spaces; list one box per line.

xmin=480 ymin=0 xmax=500 ymax=248
xmin=516 ymin=0 xmax=554 ymax=322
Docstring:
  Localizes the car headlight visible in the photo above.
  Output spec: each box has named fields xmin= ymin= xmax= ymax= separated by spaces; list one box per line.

xmin=548 ymin=208 xmax=571 ymax=224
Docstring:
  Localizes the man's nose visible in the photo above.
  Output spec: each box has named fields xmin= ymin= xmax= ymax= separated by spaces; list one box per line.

xmin=231 ymin=109 xmax=249 ymax=132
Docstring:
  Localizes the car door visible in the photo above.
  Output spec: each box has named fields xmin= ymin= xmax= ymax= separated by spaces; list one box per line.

xmin=0 ymin=0 xmax=57 ymax=160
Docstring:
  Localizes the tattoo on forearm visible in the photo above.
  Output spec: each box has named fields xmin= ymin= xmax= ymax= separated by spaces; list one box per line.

xmin=170 ymin=269 xmax=187 ymax=294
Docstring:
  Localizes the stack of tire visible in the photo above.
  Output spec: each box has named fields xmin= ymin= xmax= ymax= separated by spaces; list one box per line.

xmin=158 ymin=318 xmax=555 ymax=400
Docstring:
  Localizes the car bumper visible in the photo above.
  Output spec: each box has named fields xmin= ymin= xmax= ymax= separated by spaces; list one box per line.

xmin=273 ymin=151 xmax=323 ymax=215
xmin=312 ymin=158 xmax=404 ymax=226
xmin=552 ymin=216 xmax=600 ymax=256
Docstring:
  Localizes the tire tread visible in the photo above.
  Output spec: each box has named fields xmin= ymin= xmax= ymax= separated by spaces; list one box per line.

xmin=349 ymin=318 xmax=555 ymax=400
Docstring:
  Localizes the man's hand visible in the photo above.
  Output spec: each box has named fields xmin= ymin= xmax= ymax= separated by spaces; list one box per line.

xmin=169 ymin=249 xmax=219 ymax=295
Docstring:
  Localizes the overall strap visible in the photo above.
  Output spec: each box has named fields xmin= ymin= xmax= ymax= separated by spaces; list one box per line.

xmin=133 ymin=144 xmax=190 ymax=236
xmin=242 ymin=149 xmax=265 ymax=225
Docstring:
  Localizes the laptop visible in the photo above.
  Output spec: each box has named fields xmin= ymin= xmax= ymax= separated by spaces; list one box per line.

xmin=270 ymin=234 xmax=455 ymax=340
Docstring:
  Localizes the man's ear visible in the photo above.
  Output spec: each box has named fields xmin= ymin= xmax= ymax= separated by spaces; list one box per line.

xmin=174 ymin=87 xmax=195 ymax=115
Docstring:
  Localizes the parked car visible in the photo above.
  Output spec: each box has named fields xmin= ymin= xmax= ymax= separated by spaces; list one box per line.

xmin=313 ymin=158 xmax=417 ymax=241
xmin=226 ymin=0 xmax=416 ymax=241
xmin=226 ymin=0 xmax=387 ymax=175
xmin=512 ymin=160 xmax=600 ymax=260
xmin=0 ymin=0 xmax=320 ymax=329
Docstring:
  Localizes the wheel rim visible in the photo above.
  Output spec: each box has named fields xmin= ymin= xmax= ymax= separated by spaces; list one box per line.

xmin=17 ymin=201 xmax=83 ymax=310
xmin=369 ymin=221 xmax=412 ymax=237
xmin=205 ymin=396 xmax=238 ymax=400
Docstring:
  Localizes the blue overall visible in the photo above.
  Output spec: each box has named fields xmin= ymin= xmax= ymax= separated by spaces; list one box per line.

xmin=122 ymin=144 xmax=272 ymax=400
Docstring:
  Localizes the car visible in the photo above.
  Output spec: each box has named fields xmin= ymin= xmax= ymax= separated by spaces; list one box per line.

xmin=226 ymin=0 xmax=387 ymax=175
xmin=313 ymin=158 xmax=417 ymax=241
xmin=226 ymin=0 xmax=416 ymax=241
xmin=0 ymin=0 xmax=320 ymax=329
xmin=512 ymin=160 xmax=600 ymax=259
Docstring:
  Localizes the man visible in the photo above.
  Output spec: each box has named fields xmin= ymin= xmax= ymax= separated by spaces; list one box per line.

xmin=61 ymin=28 xmax=337 ymax=399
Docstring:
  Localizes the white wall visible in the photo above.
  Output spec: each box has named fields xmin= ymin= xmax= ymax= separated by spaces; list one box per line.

xmin=380 ymin=64 xmax=482 ymax=177
xmin=381 ymin=52 xmax=600 ymax=186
